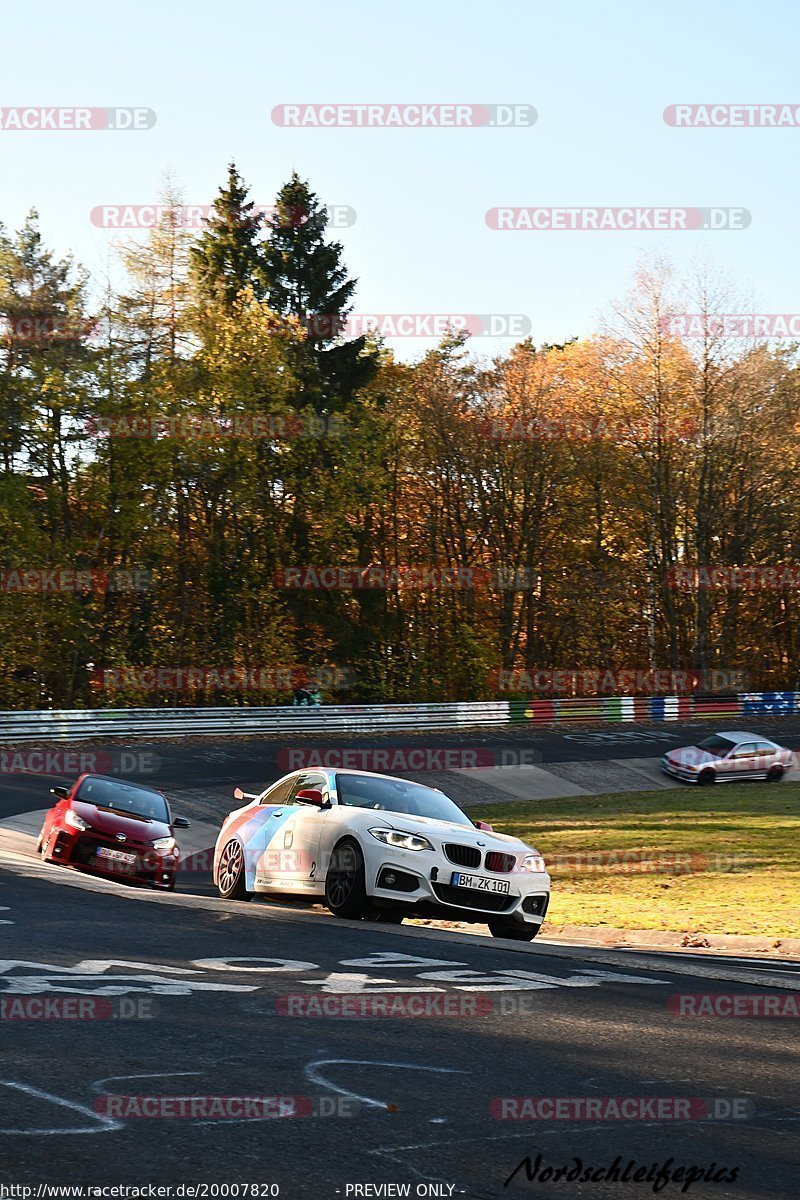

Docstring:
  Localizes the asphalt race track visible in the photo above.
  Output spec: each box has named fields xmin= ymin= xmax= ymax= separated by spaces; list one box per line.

xmin=1 ymin=721 xmax=799 ymax=1197
xmin=0 ymin=860 xmax=798 ymax=1198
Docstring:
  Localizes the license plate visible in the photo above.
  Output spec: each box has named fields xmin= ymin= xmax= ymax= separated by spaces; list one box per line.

xmin=451 ymin=871 xmax=510 ymax=894
xmin=96 ymin=847 xmax=136 ymax=865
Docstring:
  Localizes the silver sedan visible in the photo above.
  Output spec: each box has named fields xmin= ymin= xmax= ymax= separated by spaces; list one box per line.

xmin=661 ymin=731 xmax=793 ymax=785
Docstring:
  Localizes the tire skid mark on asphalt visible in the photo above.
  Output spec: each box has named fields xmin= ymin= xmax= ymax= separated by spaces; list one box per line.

xmin=89 ymin=1071 xmax=202 ymax=1094
xmin=369 ymin=1125 xmax=668 ymax=1185
xmin=88 ymin=1066 xmax=388 ymax=1128
xmin=304 ymin=1059 xmax=468 ymax=1112
xmin=0 ymin=1079 xmax=122 ymax=1136
xmin=89 ymin=1071 xmax=269 ymax=1133
xmin=367 ymin=1123 xmax=508 ymax=1187
xmin=192 ymin=1072 xmax=322 ymax=1127
xmin=366 ymin=1128 xmax=566 ymax=1174
xmin=370 ymin=1114 xmax=800 ymax=1171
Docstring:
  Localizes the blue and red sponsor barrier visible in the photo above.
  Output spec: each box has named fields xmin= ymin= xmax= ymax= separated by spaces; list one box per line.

xmin=509 ymin=692 xmax=783 ymax=726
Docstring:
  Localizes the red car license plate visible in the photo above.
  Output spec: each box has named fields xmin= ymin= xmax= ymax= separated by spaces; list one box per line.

xmin=96 ymin=847 xmax=136 ymax=865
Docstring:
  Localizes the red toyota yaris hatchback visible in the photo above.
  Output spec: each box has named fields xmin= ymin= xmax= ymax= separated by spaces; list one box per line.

xmin=37 ymin=773 xmax=191 ymax=890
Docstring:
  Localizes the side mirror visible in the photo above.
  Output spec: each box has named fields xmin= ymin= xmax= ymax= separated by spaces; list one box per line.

xmin=50 ymin=786 xmax=69 ymax=800
xmin=173 ymin=816 xmax=191 ymax=829
xmin=475 ymin=820 xmax=494 ymax=832
xmin=233 ymin=786 xmax=245 ymax=801
xmin=295 ymin=788 xmax=325 ymax=808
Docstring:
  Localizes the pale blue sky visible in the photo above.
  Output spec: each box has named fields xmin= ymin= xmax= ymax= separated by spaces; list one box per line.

xmin=0 ymin=0 xmax=797 ymax=357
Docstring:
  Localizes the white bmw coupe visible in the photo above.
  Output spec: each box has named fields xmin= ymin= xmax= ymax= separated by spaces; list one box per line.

xmin=213 ymin=768 xmax=550 ymax=940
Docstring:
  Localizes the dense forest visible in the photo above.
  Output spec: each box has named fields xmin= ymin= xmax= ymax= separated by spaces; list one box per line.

xmin=1 ymin=165 xmax=798 ymax=708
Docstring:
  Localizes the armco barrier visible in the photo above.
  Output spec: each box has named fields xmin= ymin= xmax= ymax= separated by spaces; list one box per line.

xmin=0 ymin=702 xmax=509 ymax=742
xmin=0 ymin=692 xmax=796 ymax=742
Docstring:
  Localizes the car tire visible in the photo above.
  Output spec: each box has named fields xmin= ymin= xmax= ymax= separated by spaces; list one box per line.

xmin=365 ymin=909 xmax=405 ymax=924
xmin=697 ymin=769 xmax=716 ymax=786
xmin=325 ymin=838 xmax=372 ymax=919
xmin=217 ymin=839 xmax=252 ymax=901
xmin=488 ymin=919 xmax=541 ymax=941
xmin=767 ymin=765 xmax=785 ymax=782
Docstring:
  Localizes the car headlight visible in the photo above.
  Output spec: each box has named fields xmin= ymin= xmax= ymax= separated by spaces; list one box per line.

xmin=369 ymin=828 xmax=433 ymax=852
xmin=64 ymin=809 xmax=88 ymax=831
xmin=521 ymin=852 xmax=546 ymax=873
xmin=152 ymin=837 xmax=176 ymax=852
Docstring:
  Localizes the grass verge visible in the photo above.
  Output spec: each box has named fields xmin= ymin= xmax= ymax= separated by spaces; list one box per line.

xmin=467 ymin=782 xmax=800 ymax=938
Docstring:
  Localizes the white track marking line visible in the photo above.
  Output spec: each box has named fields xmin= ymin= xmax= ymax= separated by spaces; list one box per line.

xmin=305 ymin=1059 xmax=467 ymax=1111
xmin=0 ymin=1079 xmax=122 ymax=1135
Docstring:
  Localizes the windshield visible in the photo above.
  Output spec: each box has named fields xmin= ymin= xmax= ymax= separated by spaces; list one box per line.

xmin=697 ymin=736 xmax=737 ymax=756
xmin=76 ymin=777 xmax=169 ymax=822
xmin=335 ymin=774 xmax=474 ymax=827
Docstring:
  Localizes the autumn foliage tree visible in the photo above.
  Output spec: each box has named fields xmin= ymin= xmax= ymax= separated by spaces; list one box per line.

xmin=2 ymin=171 xmax=800 ymax=707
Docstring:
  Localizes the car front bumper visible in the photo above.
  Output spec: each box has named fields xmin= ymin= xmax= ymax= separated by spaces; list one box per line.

xmin=368 ymin=852 xmax=551 ymax=927
xmin=660 ymin=759 xmax=699 ymax=783
xmin=47 ymin=828 xmax=178 ymax=888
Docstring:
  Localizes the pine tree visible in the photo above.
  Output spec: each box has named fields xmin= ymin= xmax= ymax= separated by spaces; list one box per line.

xmin=263 ymin=172 xmax=378 ymax=410
xmin=115 ymin=177 xmax=194 ymax=375
xmin=191 ymin=163 xmax=267 ymax=305
xmin=0 ymin=211 xmax=93 ymax=525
